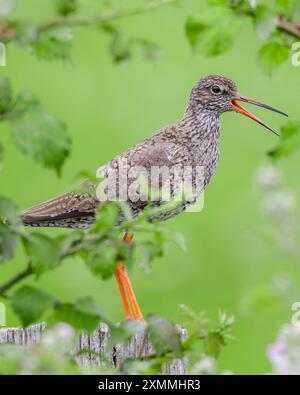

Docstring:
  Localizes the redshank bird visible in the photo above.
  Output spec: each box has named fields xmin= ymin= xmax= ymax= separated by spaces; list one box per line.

xmin=21 ymin=75 xmax=287 ymax=321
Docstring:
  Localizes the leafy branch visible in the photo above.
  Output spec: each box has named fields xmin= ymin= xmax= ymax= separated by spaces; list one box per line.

xmin=38 ymin=0 xmax=178 ymax=33
xmin=0 ymin=198 xmax=185 ymax=322
xmin=0 ymin=0 xmax=178 ymax=175
xmin=0 ymin=0 xmax=177 ymax=42
xmin=0 ymin=76 xmax=71 ymax=175
xmin=185 ymin=0 xmax=300 ymax=75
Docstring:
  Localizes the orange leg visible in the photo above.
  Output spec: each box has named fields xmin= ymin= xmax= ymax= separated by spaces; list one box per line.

xmin=114 ymin=233 xmax=144 ymax=321
xmin=118 ymin=263 xmax=144 ymax=321
xmin=114 ymin=264 xmax=132 ymax=320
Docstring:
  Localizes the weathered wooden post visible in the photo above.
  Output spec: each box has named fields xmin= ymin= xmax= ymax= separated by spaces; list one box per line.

xmin=0 ymin=323 xmax=188 ymax=375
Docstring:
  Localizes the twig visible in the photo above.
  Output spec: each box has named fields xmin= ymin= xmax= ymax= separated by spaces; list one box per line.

xmin=0 ymin=265 xmax=33 ymax=296
xmin=0 ymin=0 xmax=177 ymax=42
xmin=0 ymin=229 xmax=105 ymax=296
xmin=1 ymin=2 xmax=300 ymax=44
xmin=38 ymin=0 xmax=177 ymax=31
xmin=278 ymin=16 xmax=300 ymax=39
xmin=0 ymin=114 xmax=19 ymax=122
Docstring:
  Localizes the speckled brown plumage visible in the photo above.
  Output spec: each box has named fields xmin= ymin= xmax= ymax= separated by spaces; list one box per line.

xmin=22 ymin=75 xmax=238 ymax=228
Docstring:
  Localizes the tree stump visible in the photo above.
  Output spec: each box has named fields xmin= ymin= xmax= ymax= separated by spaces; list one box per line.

xmin=0 ymin=323 xmax=188 ymax=375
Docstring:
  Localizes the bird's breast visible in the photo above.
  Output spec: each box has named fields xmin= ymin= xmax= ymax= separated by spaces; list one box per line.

xmin=182 ymin=121 xmax=221 ymax=188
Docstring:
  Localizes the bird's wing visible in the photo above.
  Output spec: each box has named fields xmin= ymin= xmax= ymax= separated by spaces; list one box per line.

xmin=97 ymin=130 xmax=188 ymax=177
xmin=21 ymin=188 xmax=99 ymax=228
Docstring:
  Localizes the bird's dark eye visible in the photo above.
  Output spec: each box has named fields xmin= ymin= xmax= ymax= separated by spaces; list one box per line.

xmin=211 ymin=85 xmax=222 ymax=94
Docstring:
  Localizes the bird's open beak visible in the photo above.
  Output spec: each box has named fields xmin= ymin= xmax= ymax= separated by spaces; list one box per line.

xmin=231 ymin=95 xmax=288 ymax=136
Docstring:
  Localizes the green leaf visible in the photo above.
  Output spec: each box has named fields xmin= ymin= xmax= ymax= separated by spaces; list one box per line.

xmin=8 ymin=92 xmax=70 ymax=174
xmin=102 ymin=24 xmax=160 ymax=64
xmin=258 ymin=41 xmax=289 ymax=75
xmin=51 ymin=297 xmax=102 ymax=331
xmin=56 ymin=231 xmax=82 ymax=257
xmin=11 ymin=106 xmax=71 ymax=175
xmin=185 ymin=7 xmax=242 ymax=56
xmin=204 ymin=312 xmax=235 ymax=358
xmin=86 ymin=240 xmax=118 ymax=280
xmin=137 ymin=239 xmax=163 ymax=271
xmin=268 ymin=120 xmax=300 ymax=159
xmin=204 ymin=331 xmax=225 ymax=358
xmin=0 ymin=196 xmax=20 ymax=225
xmin=32 ymin=28 xmax=73 ymax=61
xmin=110 ymin=32 xmax=132 ymax=64
xmin=0 ymin=196 xmax=20 ymax=264
xmin=276 ymin=0 xmax=295 ymax=17
xmin=147 ymin=315 xmax=180 ymax=356
xmin=90 ymin=203 xmax=119 ymax=233
xmin=0 ymin=223 xmax=18 ymax=263
xmin=12 ymin=91 xmax=40 ymax=115
xmin=254 ymin=5 xmax=277 ymax=41
xmin=9 ymin=20 xmax=37 ymax=46
xmin=55 ymin=0 xmax=78 ymax=16
xmin=22 ymin=233 xmax=60 ymax=275
xmin=12 ymin=285 xmax=55 ymax=326
xmin=0 ymin=76 xmax=12 ymax=114
xmin=137 ymin=39 xmax=161 ymax=61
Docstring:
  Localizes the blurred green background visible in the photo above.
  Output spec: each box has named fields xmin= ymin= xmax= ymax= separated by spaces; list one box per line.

xmin=1 ymin=0 xmax=300 ymax=374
